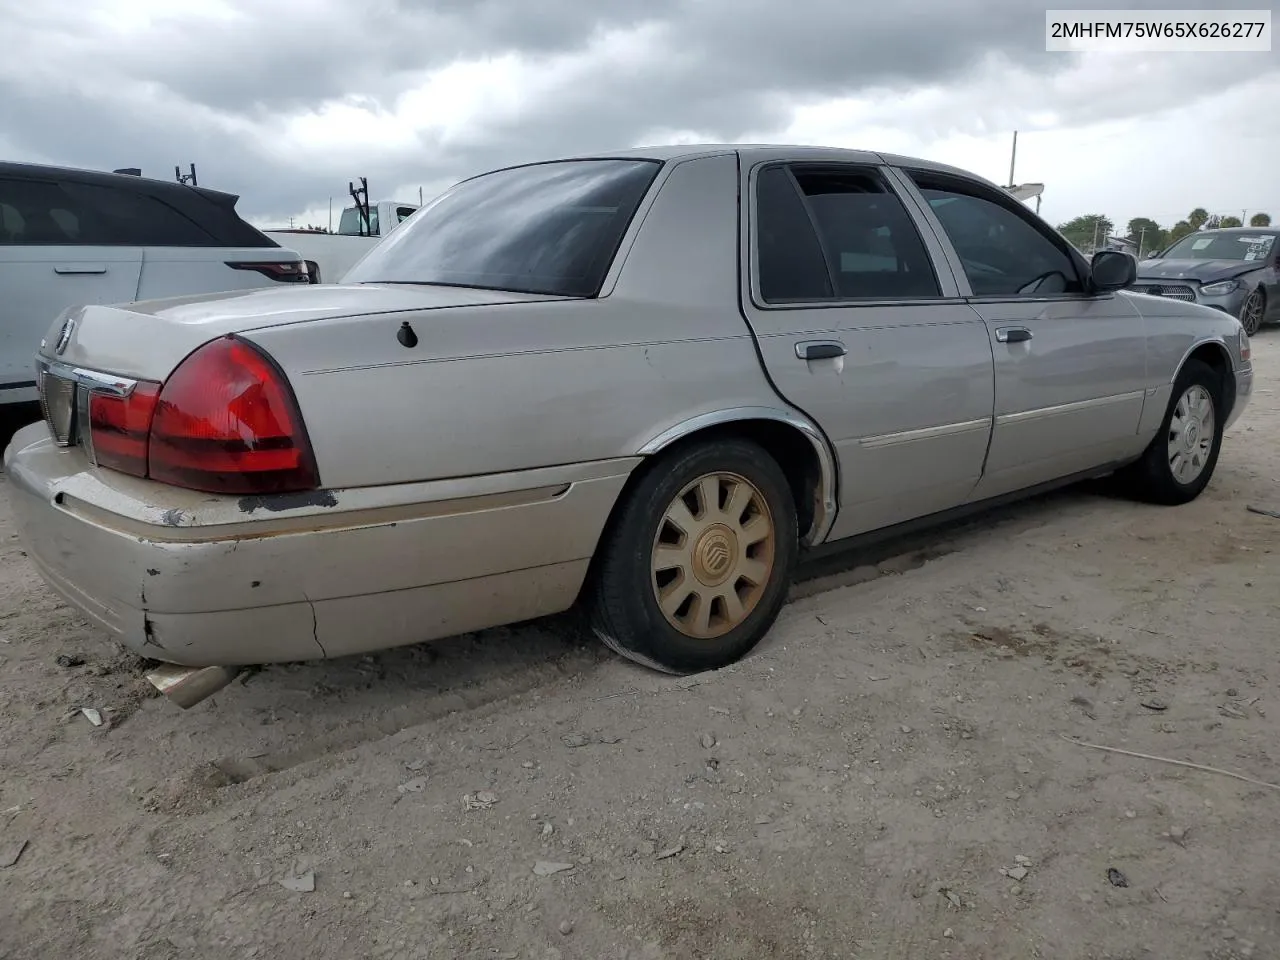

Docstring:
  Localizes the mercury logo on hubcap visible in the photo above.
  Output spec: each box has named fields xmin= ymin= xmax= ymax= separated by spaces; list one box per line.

xmin=693 ymin=525 xmax=737 ymax=586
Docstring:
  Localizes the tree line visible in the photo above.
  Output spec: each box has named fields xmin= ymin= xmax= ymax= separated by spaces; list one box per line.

xmin=1057 ymin=209 xmax=1272 ymax=257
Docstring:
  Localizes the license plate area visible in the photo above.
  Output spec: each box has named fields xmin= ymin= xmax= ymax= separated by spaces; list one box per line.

xmin=39 ymin=369 xmax=78 ymax=447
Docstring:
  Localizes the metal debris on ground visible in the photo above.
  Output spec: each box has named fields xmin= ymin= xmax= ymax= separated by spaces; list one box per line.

xmin=462 ymin=791 xmax=498 ymax=810
xmin=1245 ymin=504 xmax=1280 ymax=519
xmin=1 ymin=839 xmax=28 ymax=868
xmin=397 ymin=778 xmax=428 ymax=794
xmin=280 ymin=870 xmax=315 ymax=893
xmin=532 ymin=861 xmax=575 ymax=877
xmin=80 ymin=708 xmax=103 ymax=727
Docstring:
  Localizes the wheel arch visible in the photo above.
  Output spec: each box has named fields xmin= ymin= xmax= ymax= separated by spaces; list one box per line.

xmin=1174 ymin=338 xmax=1236 ymax=422
xmin=635 ymin=407 xmax=838 ymax=548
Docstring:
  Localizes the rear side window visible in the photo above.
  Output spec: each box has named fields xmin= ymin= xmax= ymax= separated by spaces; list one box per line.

xmin=345 ymin=159 xmax=661 ymax=297
xmin=0 ymin=177 xmax=217 ymax=246
xmin=755 ymin=166 xmax=832 ymax=302
xmin=909 ymin=172 xmax=1083 ymax=297
xmin=755 ymin=164 xmax=941 ymax=303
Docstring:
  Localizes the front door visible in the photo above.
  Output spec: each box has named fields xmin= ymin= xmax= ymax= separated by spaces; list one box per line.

xmin=739 ymin=157 xmax=995 ymax=541
xmin=893 ymin=168 xmax=1148 ymax=500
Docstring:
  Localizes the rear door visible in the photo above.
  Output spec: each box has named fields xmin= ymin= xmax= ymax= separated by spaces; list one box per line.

xmin=0 ymin=177 xmax=142 ymax=400
xmin=893 ymin=168 xmax=1148 ymax=500
xmin=739 ymin=156 xmax=995 ymax=541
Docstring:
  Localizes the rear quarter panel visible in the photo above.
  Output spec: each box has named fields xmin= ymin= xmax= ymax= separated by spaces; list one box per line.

xmin=246 ymin=152 xmax=789 ymax=490
xmin=136 ymin=247 xmax=293 ymax=298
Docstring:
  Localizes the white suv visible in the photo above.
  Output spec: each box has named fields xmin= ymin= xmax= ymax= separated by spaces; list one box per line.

xmin=0 ymin=162 xmax=310 ymax=405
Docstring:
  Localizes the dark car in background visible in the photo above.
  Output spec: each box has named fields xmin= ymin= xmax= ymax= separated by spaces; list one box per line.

xmin=1131 ymin=228 xmax=1280 ymax=335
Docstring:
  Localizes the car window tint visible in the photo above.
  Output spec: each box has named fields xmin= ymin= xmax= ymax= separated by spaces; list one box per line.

xmin=793 ymin=167 xmax=941 ymax=300
xmin=755 ymin=165 xmax=833 ymax=302
xmin=345 ymin=159 xmax=661 ymax=297
xmin=0 ymin=177 xmax=216 ymax=246
xmin=58 ymin=182 xmax=216 ymax=245
xmin=0 ymin=179 xmax=84 ymax=244
xmin=909 ymin=173 xmax=1082 ymax=297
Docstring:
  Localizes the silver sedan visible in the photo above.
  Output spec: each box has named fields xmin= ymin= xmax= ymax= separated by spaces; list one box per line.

xmin=6 ymin=144 xmax=1253 ymax=706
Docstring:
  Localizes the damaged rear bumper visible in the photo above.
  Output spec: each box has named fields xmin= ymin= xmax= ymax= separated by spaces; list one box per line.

xmin=4 ymin=422 xmax=633 ymax=668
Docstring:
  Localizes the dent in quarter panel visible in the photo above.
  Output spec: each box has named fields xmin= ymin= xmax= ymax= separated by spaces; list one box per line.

xmin=249 ymin=153 xmax=790 ymax=490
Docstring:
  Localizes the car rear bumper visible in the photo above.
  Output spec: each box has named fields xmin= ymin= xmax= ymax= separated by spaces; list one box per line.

xmin=5 ymin=422 xmax=635 ymax=666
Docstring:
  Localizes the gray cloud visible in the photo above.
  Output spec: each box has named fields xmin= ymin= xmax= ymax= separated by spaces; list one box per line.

xmin=0 ymin=0 xmax=1274 ymax=224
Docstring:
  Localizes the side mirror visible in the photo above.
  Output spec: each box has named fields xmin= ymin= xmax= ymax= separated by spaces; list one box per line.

xmin=1090 ymin=250 xmax=1136 ymax=292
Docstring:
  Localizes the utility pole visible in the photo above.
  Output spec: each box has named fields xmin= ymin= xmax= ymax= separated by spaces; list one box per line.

xmin=1091 ymin=217 xmax=1102 ymax=254
xmin=328 ymin=197 xmax=333 ymax=233
xmin=1007 ymin=131 xmax=1018 ymax=188
xmin=1138 ymin=226 xmax=1147 ymax=259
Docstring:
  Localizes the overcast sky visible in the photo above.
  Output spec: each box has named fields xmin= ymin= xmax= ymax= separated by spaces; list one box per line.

xmin=1 ymin=0 xmax=1275 ymax=234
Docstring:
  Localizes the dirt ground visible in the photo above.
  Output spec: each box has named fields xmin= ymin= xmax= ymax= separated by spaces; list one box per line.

xmin=1 ymin=339 xmax=1278 ymax=960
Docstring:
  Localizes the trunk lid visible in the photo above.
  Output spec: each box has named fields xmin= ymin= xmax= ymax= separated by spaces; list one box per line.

xmin=40 ymin=283 xmax=563 ymax=383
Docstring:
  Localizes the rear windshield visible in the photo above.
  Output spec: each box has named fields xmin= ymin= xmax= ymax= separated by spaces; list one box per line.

xmin=338 ymin=205 xmax=379 ymax=236
xmin=343 ymin=159 xmax=662 ymax=296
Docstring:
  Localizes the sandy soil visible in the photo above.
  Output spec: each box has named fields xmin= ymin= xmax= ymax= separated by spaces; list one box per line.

xmin=1 ymin=337 xmax=1278 ymax=960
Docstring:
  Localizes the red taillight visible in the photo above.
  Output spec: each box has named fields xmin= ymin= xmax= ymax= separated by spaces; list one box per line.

xmin=226 ymin=260 xmax=310 ymax=283
xmin=147 ymin=337 xmax=319 ymax=494
xmin=87 ymin=336 xmax=318 ymax=495
xmin=89 ymin=383 xmax=161 ymax=478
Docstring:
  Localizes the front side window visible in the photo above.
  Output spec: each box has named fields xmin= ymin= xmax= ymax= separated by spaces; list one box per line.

xmin=345 ymin=159 xmax=661 ymax=297
xmin=909 ymin=172 xmax=1083 ymax=297
xmin=755 ymin=164 xmax=941 ymax=303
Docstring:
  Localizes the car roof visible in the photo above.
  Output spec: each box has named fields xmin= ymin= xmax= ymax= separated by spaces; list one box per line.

xmin=488 ymin=143 xmax=1002 ymax=192
xmin=0 ymin=160 xmax=243 ymax=208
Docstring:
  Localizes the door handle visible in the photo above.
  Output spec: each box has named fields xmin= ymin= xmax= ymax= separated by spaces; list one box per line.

xmin=796 ymin=340 xmax=846 ymax=360
xmin=995 ymin=326 xmax=1033 ymax=344
xmin=53 ymin=264 xmax=108 ymax=275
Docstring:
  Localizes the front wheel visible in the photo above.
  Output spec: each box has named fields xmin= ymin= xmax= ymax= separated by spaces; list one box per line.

xmin=1240 ymin=287 xmax=1265 ymax=336
xmin=1122 ymin=358 xmax=1224 ymax=505
xmin=588 ymin=438 xmax=798 ymax=674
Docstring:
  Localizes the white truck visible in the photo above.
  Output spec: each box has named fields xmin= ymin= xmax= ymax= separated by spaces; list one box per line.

xmin=265 ymin=197 xmax=419 ymax=284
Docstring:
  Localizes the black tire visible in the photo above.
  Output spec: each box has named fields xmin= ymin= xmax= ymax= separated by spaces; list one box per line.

xmin=588 ymin=438 xmax=799 ymax=674
xmin=1240 ymin=287 xmax=1265 ymax=336
xmin=1122 ymin=358 xmax=1225 ymax=505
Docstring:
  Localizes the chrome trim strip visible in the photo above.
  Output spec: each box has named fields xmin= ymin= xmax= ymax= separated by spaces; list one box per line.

xmin=858 ymin=417 xmax=991 ymax=449
xmin=996 ymin=390 xmax=1146 ymax=425
xmin=37 ymin=358 xmax=139 ymax=398
xmin=637 ymin=405 xmax=839 ymax=547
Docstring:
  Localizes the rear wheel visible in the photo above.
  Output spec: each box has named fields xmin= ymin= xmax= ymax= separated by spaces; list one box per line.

xmin=589 ymin=439 xmax=798 ymax=674
xmin=1240 ymin=287 xmax=1265 ymax=336
xmin=1122 ymin=358 xmax=1224 ymax=505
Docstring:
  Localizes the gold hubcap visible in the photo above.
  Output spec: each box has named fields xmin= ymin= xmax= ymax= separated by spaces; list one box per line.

xmin=650 ymin=472 xmax=775 ymax=640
